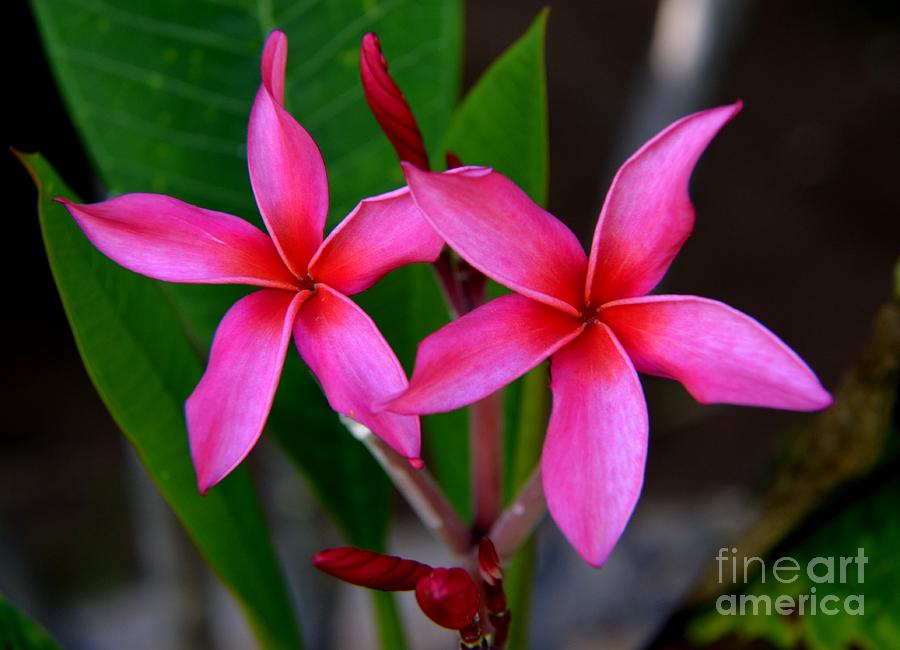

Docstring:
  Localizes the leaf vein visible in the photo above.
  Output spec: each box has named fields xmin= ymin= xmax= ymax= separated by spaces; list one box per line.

xmin=80 ymin=103 xmax=244 ymax=158
xmin=58 ymin=0 xmax=256 ymax=54
xmin=289 ymin=0 xmax=403 ymax=81
xmin=57 ymin=45 xmax=248 ymax=115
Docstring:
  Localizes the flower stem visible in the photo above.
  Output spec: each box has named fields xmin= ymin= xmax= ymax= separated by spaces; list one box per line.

xmin=490 ymin=366 xmax=549 ymax=650
xmin=489 ymin=466 xmax=545 ymax=559
xmin=341 ymin=416 xmax=472 ymax=556
xmin=490 ymin=364 xmax=550 ymax=559
xmin=432 ymin=251 xmax=465 ymax=318
xmin=470 ymin=389 xmax=504 ymax=536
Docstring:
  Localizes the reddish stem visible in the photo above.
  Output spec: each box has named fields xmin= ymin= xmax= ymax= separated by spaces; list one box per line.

xmin=342 ymin=416 xmax=471 ymax=556
xmin=470 ymin=390 xmax=504 ymax=536
xmin=433 ymin=249 xmax=467 ymax=318
xmin=488 ymin=466 xmax=546 ymax=560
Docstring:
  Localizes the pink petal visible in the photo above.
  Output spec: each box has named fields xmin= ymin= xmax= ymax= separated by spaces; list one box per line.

xmin=187 ymin=289 xmax=308 ymax=493
xmin=388 ymin=294 xmax=584 ymax=415
xmin=248 ymin=32 xmax=329 ymax=275
xmin=601 ymin=295 xmax=832 ymax=410
xmin=57 ymin=195 xmax=297 ymax=290
xmin=308 ymin=186 xmax=444 ymax=296
xmin=585 ymin=103 xmax=742 ymax=304
xmin=261 ymin=30 xmax=288 ymax=105
xmin=293 ymin=284 xmax=420 ymax=459
xmin=542 ymin=324 xmax=648 ymax=566
xmin=402 ymin=164 xmax=587 ymax=315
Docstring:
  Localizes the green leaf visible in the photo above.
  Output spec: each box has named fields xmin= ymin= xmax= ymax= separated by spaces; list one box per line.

xmin=29 ymin=0 xmax=461 ymax=220
xmin=21 ymin=152 xmax=302 ymax=650
xmin=30 ymin=0 xmax=460 ymax=540
xmin=441 ymin=8 xmax=549 ymax=204
xmin=0 ymin=595 xmax=61 ymax=650
xmin=29 ymin=0 xmax=461 ymax=542
xmin=370 ymin=590 xmax=408 ymax=650
xmin=29 ymin=2 xmax=460 ymax=642
xmin=407 ymin=267 xmax=473 ymax=519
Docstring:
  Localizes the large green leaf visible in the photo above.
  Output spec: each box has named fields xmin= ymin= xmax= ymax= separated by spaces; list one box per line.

xmin=21 ymin=152 xmax=301 ymax=649
xmin=30 ymin=2 xmax=460 ymax=643
xmin=419 ymin=9 xmax=550 ymax=521
xmin=0 ymin=595 xmax=61 ymax=650
xmin=29 ymin=0 xmax=460 ymax=220
xmin=441 ymin=9 xmax=549 ymax=204
xmin=29 ymin=0 xmax=461 ymax=544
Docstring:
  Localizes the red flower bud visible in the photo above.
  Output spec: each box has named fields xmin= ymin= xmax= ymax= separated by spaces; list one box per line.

xmin=445 ymin=151 xmax=463 ymax=170
xmin=477 ymin=537 xmax=503 ymax=586
xmin=312 ymin=546 xmax=432 ymax=591
xmin=458 ymin=618 xmax=488 ymax=648
xmin=478 ymin=537 xmax=510 ymax=646
xmin=360 ymin=33 xmax=430 ymax=170
xmin=415 ymin=568 xmax=480 ymax=630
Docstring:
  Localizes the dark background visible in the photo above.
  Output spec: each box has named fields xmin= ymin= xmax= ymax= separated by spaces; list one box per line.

xmin=4 ymin=0 xmax=899 ymax=647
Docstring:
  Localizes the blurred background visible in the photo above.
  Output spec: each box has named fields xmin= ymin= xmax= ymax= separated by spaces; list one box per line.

xmin=4 ymin=0 xmax=899 ymax=648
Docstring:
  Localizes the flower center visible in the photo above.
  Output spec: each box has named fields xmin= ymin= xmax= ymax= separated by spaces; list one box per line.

xmin=580 ymin=302 xmax=603 ymax=326
xmin=298 ymin=273 xmax=317 ymax=293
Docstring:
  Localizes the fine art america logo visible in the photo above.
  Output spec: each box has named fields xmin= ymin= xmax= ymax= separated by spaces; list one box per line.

xmin=715 ymin=547 xmax=867 ymax=616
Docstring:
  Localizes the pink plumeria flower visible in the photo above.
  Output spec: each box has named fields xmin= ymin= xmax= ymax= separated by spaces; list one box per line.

xmin=387 ymin=102 xmax=832 ymax=565
xmin=58 ymin=30 xmax=445 ymax=493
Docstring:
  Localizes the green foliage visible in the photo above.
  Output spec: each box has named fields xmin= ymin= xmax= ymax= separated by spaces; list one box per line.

xmin=32 ymin=0 xmax=461 ymax=644
xmin=0 ymin=595 xmax=60 ymax=650
xmin=371 ymin=590 xmax=408 ymax=650
xmin=21 ymin=152 xmax=302 ymax=650
xmin=24 ymin=2 xmax=562 ymax=646
xmin=689 ymin=471 xmax=900 ymax=650
xmin=29 ymin=1 xmax=461 ymax=642
xmin=29 ymin=0 xmax=460 ymax=221
xmin=442 ymin=9 xmax=549 ymax=204
xmin=28 ymin=0 xmax=461 ymax=543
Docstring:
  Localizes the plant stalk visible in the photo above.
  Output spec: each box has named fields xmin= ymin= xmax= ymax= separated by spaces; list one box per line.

xmin=470 ymin=390 xmax=504 ymax=536
xmin=489 ymin=466 xmax=545 ymax=560
xmin=492 ymin=364 xmax=550 ymax=650
xmin=341 ymin=416 xmax=472 ymax=556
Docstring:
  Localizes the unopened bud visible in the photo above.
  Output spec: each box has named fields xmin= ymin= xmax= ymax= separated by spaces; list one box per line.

xmin=313 ymin=546 xmax=432 ymax=591
xmin=415 ymin=567 xmax=480 ymax=630
xmin=478 ymin=537 xmax=510 ymax=646
xmin=478 ymin=537 xmax=503 ymax=586
xmin=445 ymin=151 xmax=463 ymax=170
xmin=458 ymin=616 xmax=488 ymax=649
xmin=360 ymin=33 xmax=430 ymax=170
